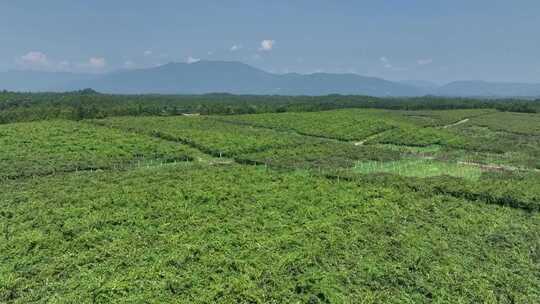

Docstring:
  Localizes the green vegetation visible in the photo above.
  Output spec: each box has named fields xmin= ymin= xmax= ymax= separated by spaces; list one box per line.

xmin=1 ymin=94 xmax=539 ymax=302
xmin=214 ymin=109 xmax=398 ymax=141
xmin=240 ymin=141 xmax=401 ymax=170
xmin=354 ymin=159 xmax=484 ymax=180
xmin=2 ymin=165 xmax=539 ymax=303
xmin=468 ymin=111 xmax=540 ymax=135
xmin=1 ymin=90 xmax=538 ymax=124
xmin=214 ymin=108 xmax=494 ymax=141
xmin=92 ymin=116 xmax=313 ymax=157
xmin=0 ymin=120 xmax=199 ymax=180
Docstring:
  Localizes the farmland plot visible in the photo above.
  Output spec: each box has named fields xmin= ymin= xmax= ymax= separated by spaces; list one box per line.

xmin=0 ymin=120 xmax=199 ymax=179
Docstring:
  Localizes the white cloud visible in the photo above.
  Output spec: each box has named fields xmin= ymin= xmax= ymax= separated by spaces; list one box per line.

xmin=88 ymin=57 xmax=106 ymax=69
xmin=417 ymin=58 xmax=433 ymax=65
xmin=17 ymin=52 xmax=109 ymax=72
xmin=144 ymin=50 xmax=153 ymax=56
xmin=57 ymin=60 xmax=71 ymax=71
xmin=379 ymin=56 xmax=408 ymax=71
xmin=124 ymin=60 xmax=135 ymax=68
xmin=186 ymin=56 xmax=200 ymax=64
xmin=259 ymin=40 xmax=275 ymax=51
xmin=230 ymin=44 xmax=242 ymax=51
xmin=379 ymin=56 xmax=392 ymax=68
xmin=19 ymin=51 xmax=49 ymax=68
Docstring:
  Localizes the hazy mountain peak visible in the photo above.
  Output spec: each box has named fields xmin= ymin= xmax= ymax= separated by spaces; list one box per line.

xmin=2 ymin=61 xmax=540 ymax=97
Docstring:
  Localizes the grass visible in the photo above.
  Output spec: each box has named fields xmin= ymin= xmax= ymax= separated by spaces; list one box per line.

xmin=354 ymin=158 xmax=484 ymax=180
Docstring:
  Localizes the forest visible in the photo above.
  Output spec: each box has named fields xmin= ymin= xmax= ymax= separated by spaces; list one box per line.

xmin=1 ymin=92 xmax=539 ymax=303
xmin=0 ymin=89 xmax=539 ymax=124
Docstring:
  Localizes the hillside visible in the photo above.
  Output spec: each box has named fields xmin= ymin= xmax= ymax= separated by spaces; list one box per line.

xmin=0 ymin=61 xmax=423 ymax=96
xmin=3 ymin=62 xmax=540 ymax=97
xmin=436 ymin=80 xmax=540 ymax=97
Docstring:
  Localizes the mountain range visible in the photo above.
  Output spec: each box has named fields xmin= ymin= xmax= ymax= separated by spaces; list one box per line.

xmin=2 ymin=60 xmax=540 ymax=97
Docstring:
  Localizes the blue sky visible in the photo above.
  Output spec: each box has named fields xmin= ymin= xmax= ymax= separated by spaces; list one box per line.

xmin=1 ymin=0 xmax=539 ymax=83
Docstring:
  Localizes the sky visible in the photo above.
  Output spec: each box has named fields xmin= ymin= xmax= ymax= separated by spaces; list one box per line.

xmin=1 ymin=0 xmax=539 ymax=83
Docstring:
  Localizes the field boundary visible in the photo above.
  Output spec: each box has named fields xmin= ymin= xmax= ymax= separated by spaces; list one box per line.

xmin=207 ymin=116 xmax=375 ymax=143
xmin=0 ymin=156 xmax=196 ymax=182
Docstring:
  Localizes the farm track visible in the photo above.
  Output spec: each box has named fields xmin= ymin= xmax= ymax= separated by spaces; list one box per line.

xmin=354 ymin=127 xmax=398 ymax=146
xmin=442 ymin=118 xmax=469 ymax=128
xmin=209 ymin=116 xmax=407 ymax=150
xmin=437 ymin=111 xmax=496 ymax=129
xmin=207 ymin=117 xmax=360 ymax=143
xmin=457 ymin=161 xmax=540 ymax=173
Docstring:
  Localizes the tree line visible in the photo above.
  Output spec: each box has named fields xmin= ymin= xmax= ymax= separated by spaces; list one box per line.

xmin=0 ymin=89 xmax=538 ymax=124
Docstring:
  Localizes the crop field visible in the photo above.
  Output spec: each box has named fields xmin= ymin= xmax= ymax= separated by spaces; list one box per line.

xmin=214 ymin=108 xmax=494 ymax=141
xmin=353 ymin=159 xmax=484 ymax=180
xmin=0 ymin=120 xmax=201 ymax=180
xmin=92 ymin=116 xmax=316 ymax=157
xmin=466 ymin=111 xmax=540 ymax=135
xmin=1 ymin=101 xmax=539 ymax=303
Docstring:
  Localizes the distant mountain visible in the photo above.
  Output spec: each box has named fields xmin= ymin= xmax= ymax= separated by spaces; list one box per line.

xmin=436 ymin=81 xmax=540 ymax=97
xmin=0 ymin=70 xmax=96 ymax=92
xmin=2 ymin=61 xmax=540 ymax=97
xmin=66 ymin=61 xmax=280 ymax=95
xmin=399 ymin=80 xmax=440 ymax=92
xmin=276 ymin=72 xmax=421 ymax=96
xmin=0 ymin=61 xmax=422 ymax=96
xmin=64 ymin=61 xmax=422 ymax=96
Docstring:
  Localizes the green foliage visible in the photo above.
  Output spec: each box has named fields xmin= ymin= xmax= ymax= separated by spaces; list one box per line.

xmin=336 ymin=170 xmax=540 ymax=212
xmin=442 ymin=112 xmax=540 ymax=168
xmin=214 ymin=109 xmax=399 ymax=141
xmin=1 ymin=103 xmax=539 ymax=302
xmin=0 ymin=120 xmax=198 ymax=179
xmin=1 ymin=164 xmax=539 ymax=303
xmin=354 ymin=159 xmax=483 ymax=180
xmin=239 ymin=141 xmax=401 ymax=170
xmin=1 ymin=90 xmax=538 ymax=124
xmin=214 ymin=109 xmax=494 ymax=141
xmin=389 ymin=109 xmax=496 ymax=127
xmin=465 ymin=112 xmax=540 ymax=135
xmin=367 ymin=126 xmax=465 ymax=147
xmin=92 ymin=116 xmax=316 ymax=157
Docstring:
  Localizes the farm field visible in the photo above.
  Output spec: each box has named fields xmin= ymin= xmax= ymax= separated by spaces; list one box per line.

xmin=1 ymin=103 xmax=539 ymax=303
xmin=0 ymin=120 xmax=201 ymax=180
